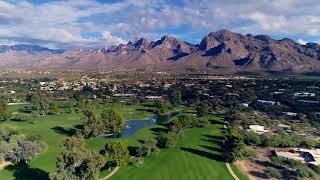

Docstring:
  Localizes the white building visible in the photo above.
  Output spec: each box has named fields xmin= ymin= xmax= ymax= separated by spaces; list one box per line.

xmin=144 ymin=96 xmax=163 ymax=101
xmin=257 ymin=100 xmax=280 ymax=106
xmin=248 ymin=125 xmax=269 ymax=134
xmin=293 ymin=92 xmax=316 ymax=97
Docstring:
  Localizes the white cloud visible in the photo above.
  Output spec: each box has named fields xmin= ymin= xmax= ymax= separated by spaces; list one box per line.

xmin=245 ymin=12 xmax=288 ymax=32
xmin=297 ymin=39 xmax=307 ymax=45
xmin=0 ymin=0 xmax=319 ymax=48
xmin=101 ymin=31 xmax=127 ymax=45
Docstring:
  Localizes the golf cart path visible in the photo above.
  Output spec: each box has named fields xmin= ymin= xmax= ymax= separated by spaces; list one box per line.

xmin=226 ymin=163 xmax=240 ymax=180
xmin=99 ymin=166 xmax=120 ymax=180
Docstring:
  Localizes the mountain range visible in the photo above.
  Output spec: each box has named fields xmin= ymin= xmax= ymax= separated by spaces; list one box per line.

xmin=1 ymin=30 xmax=320 ymax=74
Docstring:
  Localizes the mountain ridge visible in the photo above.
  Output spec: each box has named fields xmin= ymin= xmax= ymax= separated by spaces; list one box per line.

xmin=0 ymin=30 xmax=320 ymax=74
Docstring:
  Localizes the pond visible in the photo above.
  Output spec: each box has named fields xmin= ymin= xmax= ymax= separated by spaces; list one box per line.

xmin=97 ymin=111 xmax=181 ymax=138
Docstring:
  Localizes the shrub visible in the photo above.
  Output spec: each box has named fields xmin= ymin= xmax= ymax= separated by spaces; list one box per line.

xmin=130 ymin=157 xmax=144 ymax=167
xmin=243 ymin=131 xmax=261 ymax=145
xmin=265 ymin=167 xmax=282 ymax=179
xmin=296 ymin=166 xmax=316 ymax=178
xmin=12 ymin=114 xmax=32 ymax=121
xmin=243 ymin=147 xmax=257 ymax=159
xmin=192 ymin=117 xmax=210 ymax=127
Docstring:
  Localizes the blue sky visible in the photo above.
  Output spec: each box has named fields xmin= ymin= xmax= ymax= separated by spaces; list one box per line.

xmin=0 ymin=0 xmax=319 ymax=49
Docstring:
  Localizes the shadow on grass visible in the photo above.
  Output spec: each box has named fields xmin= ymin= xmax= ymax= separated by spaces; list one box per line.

xmin=202 ymin=134 xmax=223 ymax=141
xmin=17 ymin=107 xmax=33 ymax=114
xmin=150 ymin=127 xmax=168 ymax=136
xmin=199 ymin=145 xmax=223 ymax=153
xmin=5 ymin=162 xmax=49 ymax=180
xmin=136 ymin=108 xmax=156 ymax=114
xmin=209 ymin=118 xmax=225 ymax=125
xmin=74 ymin=124 xmax=84 ymax=130
xmin=142 ymin=103 xmax=158 ymax=108
xmin=181 ymin=147 xmax=224 ymax=162
xmin=51 ymin=126 xmax=77 ymax=136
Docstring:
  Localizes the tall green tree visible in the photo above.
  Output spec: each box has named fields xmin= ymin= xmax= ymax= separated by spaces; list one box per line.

xmin=51 ymin=136 xmax=105 ymax=180
xmin=0 ymin=100 xmax=11 ymax=121
xmin=27 ymin=93 xmax=48 ymax=115
xmin=196 ymin=102 xmax=209 ymax=117
xmin=169 ymin=89 xmax=182 ymax=107
xmin=100 ymin=109 xmax=125 ymax=135
xmin=101 ymin=141 xmax=130 ymax=168
xmin=49 ymin=102 xmax=60 ymax=115
xmin=155 ymin=100 xmax=170 ymax=114
xmin=82 ymin=107 xmax=104 ymax=138
xmin=170 ymin=114 xmax=195 ymax=132
xmin=222 ymin=126 xmax=247 ymax=163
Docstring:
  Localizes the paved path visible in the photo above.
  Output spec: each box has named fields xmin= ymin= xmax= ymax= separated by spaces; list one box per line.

xmin=99 ymin=167 xmax=120 ymax=180
xmin=0 ymin=161 xmax=12 ymax=170
xmin=8 ymin=102 xmax=30 ymax=106
xmin=226 ymin=163 xmax=240 ymax=180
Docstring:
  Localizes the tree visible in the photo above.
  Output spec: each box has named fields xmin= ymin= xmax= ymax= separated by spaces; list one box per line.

xmin=49 ymin=102 xmax=60 ymax=115
xmin=156 ymin=132 xmax=178 ymax=148
xmin=196 ymin=102 xmax=209 ymax=117
xmin=170 ymin=114 xmax=195 ymax=132
xmin=0 ymin=130 xmax=47 ymax=164
xmin=82 ymin=107 xmax=104 ymax=138
xmin=101 ymin=141 xmax=130 ymax=168
xmin=192 ymin=117 xmax=210 ymax=127
xmin=28 ymin=93 xmax=40 ymax=110
xmin=169 ymin=89 xmax=182 ymax=107
xmin=52 ymin=136 xmax=105 ymax=180
xmin=222 ymin=126 xmax=247 ymax=162
xmin=100 ymin=109 xmax=124 ymax=135
xmin=0 ymin=100 xmax=11 ymax=121
xmin=8 ymin=136 xmax=47 ymax=163
xmin=224 ymin=108 xmax=241 ymax=124
xmin=27 ymin=93 xmax=48 ymax=115
xmin=155 ymin=101 xmax=170 ymax=114
xmin=137 ymin=139 xmax=160 ymax=157
xmin=38 ymin=93 xmax=49 ymax=115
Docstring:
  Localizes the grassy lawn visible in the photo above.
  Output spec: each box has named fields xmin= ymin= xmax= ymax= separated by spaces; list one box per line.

xmin=0 ymin=102 xmax=157 ymax=180
xmin=0 ymin=103 xmax=247 ymax=180
xmin=110 ymin=117 xmax=234 ymax=180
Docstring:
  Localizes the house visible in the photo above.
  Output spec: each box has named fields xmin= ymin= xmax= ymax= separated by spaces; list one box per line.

xmin=9 ymin=91 xmax=16 ymax=94
xmin=277 ymin=124 xmax=291 ymax=132
xmin=241 ymin=103 xmax=249 ymax=107
xmin=283 ymin=112 xmax=298 ymax=117
xmin=293 ymin=92 xmax=316 ymax=97
xmin=113 ymin=93 xmax=136 ymax=98
xmin=273 ymin=91 xmax=284 ymax=95
xmin=226 ymin=93 xmax=239 ymax=96
xmin=257 ymin=100 xmax=280 ymax=106
xmin=144 ymin=96 xmax=163 ymax=101
xmin=248 ymin=125 xmax=269 ymax=134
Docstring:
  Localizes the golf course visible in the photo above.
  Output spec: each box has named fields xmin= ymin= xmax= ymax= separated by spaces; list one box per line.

xmin=0 ymin=101 xmax=247 ymax=180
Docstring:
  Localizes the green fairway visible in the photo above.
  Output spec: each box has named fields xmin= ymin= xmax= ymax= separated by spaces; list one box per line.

xmin=0 ymin=102 xmax=157 ymax=180
xmin=0 ymin=103 xmax=247 ymax=180
xmin=110 ymin=117 xmax=234 ymax=180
